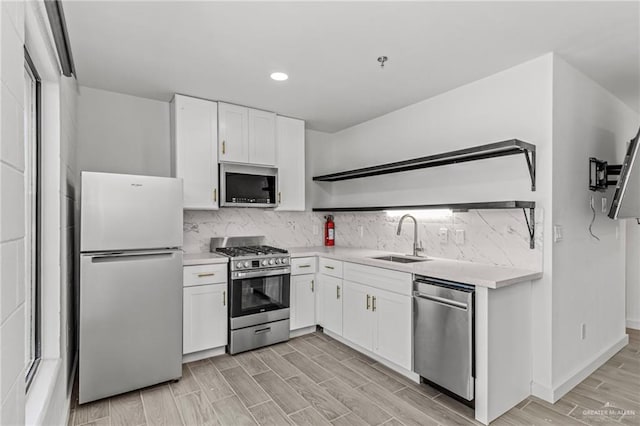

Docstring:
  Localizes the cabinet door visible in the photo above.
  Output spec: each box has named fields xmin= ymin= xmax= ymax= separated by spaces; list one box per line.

xmin=183 ymin=283 xmax=228 ymax=354
xmin=248 ymin=109 xmax=276 ymax=166
xmin=373 ymin=288 xmax=412 ymax=370
xmin=291 ymin=274 xmax=316 ymax=330
xmin=219 ymin=102 xmax=249 ymax=163
xmin=342 ymin=281 xmax=374 ymax=351
xmin=275 ymin=116 xmax=305 ymax=211
xmin=172 ymin=95 xmax=218 ymax=209
xmin=318 ymin=275 xmax=343 ymax=336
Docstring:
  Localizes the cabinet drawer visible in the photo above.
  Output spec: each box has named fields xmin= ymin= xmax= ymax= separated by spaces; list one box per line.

xmin=319 ymin=257 xmax=343 ymax=278
xmin=183 ymin=264 xmax=227 ymax=287
xmin=343 ymin=262 xmax=411 ymax=296
xmin=291 ymin=257 xmax=317 ymax=275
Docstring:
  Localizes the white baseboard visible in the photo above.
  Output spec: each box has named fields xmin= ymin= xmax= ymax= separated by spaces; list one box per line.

xmin=182 ymin=346 xmax=225 ymax=363
xmin=290 ymin=325 xmax=317 ymax=338
xmin=532 ymin=335 xmax=629 ymax=403
xmin=626 ymin=319 xmax=640 ymax=330
xmin=322 ymin=329 xmax=419 ymax=383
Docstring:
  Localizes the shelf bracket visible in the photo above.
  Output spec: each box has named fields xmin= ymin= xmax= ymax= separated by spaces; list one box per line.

xmin=522 ymin=208 xmax=535 ymax=249
xmin=523 ymin=149 xmax=536 ymax=191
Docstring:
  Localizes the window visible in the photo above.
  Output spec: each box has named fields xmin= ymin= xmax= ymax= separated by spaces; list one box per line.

xmin=24 ymin=50 xmax=41 ymax=389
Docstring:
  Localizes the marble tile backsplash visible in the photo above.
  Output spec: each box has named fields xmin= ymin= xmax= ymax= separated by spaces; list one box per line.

xmin=184 ymin=208 xmax=543 ymax=270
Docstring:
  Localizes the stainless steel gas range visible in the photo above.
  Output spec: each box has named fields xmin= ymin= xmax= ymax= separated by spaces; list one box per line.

xmin=210 ymin=237 xmax=291 ymax=354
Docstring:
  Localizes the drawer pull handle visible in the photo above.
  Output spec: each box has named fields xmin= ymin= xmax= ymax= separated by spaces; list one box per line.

xmin=255 ymin=327 xmax=271 ymax=335
xmin=311 ymin=280 xmax=314 ymax=292
xmin=223 ymin=290 xmax=226 ymax=306
xmin=213 ymin=188 xmax=217 ymax=202
xmin=372 ymin=296 xmax=376 ymax=312
xmin=197 ymin=273 xmax=215 ymax=277
xmin=366 ymin=294 xmax=371 ymax=310
xmin=299 ymin=264 xmax=311 ymax=268
xmin=222 ymin=140 xmax=226 ymax=154
xmin=325 ymin=265 xmax=335 ymax=270
xmin=336 ymin=285 xmax=341 ymax=299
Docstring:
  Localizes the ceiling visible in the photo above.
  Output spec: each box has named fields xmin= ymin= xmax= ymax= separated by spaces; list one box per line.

xmin=64 ymin=1 xmax=639 ymax=132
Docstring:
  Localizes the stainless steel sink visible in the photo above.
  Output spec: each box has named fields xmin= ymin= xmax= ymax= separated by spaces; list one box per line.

xmin=372 ymin=255 xmax=430 ymax=263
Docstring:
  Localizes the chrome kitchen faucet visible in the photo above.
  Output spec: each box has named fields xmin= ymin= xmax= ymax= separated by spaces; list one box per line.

xmin=397 ymin=214 xmax=424 ymax=257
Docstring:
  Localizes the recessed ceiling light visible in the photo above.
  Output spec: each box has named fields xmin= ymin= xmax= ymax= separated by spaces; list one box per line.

xmin=270 ymin=72 xmax=288 ymax=81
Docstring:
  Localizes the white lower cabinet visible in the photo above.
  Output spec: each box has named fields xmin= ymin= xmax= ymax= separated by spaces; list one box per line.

xmin=183 ymin=283 xmax=227 ymax=354
xmin=318 ymin=274 xmax=343 ymax=336
xmin=342 ymin=280 xmax=412 ymax=370
xmin=343 ymin=281 xmax=374 ymax=349
xmin=372 ymin=287 xmax=412 ymax=370
xmin=290 ymin=274 xmax=316 ymax=330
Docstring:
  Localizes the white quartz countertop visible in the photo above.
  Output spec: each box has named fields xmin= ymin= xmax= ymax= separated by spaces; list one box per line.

xmin=287 ymin=246 xmax=542 ymax=289
xmin=183 ymin=253 xmax=229 ymax=266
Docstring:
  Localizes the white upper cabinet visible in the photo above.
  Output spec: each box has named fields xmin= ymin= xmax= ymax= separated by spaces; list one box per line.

xmin=218 ymin=102 xmax=276 ymax=166
xmin=249 ymin=109 xmax=277 ymax=166
xmin=218 ymin=102 xmax=249 ymax=163
xmin=275 ymin=116 xmax=305 ymax=211
xmin=171 ymin=95 xmax=218 ymax=210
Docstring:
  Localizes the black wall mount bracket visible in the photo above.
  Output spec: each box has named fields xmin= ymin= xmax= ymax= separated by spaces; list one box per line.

xmin=589 ymin=157 xmax=621 ymax=191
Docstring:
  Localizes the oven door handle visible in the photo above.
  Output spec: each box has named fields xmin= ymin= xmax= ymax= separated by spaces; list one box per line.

xmin=232 ymin=267 xmax=291 ymax=280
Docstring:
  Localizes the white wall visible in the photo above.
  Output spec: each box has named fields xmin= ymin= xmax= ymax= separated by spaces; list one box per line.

xmin=627 ymin=224 xmax=640 ymax=329
xmin=0 ymin=1 xmax=28 ymax=423
xmin=310 ymin=54 xmax=555 ymax=389
xmin=1 ymin=1 xmax=79 ymax=425
xmin=77 ymin=86 xmax=170 ymax=177
xmin=551 ymin=57 xmax=638 ymax=391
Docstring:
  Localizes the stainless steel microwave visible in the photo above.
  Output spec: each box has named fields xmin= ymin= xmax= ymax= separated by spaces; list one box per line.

xmin=220 ymin=163 xmax=278 ymax=208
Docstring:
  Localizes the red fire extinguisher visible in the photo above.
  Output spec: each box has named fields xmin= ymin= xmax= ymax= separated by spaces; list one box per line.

xmin=324 ymin=215 xmax=335 ymax=246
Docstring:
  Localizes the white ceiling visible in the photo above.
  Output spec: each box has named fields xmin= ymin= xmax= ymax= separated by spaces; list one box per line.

xmin=64 ymin=1 xmax=639 ymax=132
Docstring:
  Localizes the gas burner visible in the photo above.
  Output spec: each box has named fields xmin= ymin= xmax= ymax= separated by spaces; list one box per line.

xmin=215 ymin=245 xmax=288 ymax=257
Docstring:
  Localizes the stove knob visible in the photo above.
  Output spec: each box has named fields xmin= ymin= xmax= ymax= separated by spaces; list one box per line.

xmin=244 ymin=261 xmax=250 ymax=268
xmin=281 ymin=258 xmax=288 ymax=264
xmin=262 ymin=259 xmax=268 ymax=266
xmin=269 ymin=259 xmax=275 ymax=265
xmin=236 ymin=262 xmax=243 ymax=269
xmin=275 ymin=258 xmax=281 ymax=264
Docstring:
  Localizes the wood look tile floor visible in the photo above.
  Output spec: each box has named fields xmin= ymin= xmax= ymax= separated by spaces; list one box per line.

xmin=69 ymin=329 xmax=640 ymax=426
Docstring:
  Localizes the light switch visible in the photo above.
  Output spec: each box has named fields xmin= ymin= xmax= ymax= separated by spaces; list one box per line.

xmin=438 ymin=228 xmax=448 ymax=244
xmin=455 ymin=229 xmax=465 ymax=245
xmin=553 ymin=225 xmax=563 ymax=242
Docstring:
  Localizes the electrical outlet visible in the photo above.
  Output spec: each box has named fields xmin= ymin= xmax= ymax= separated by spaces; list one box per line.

xmin=358 ymin=225 xmax=364 ymax=238
xmin=601 ymin=197 xmax=608 ymax=213
xmin=581 ymin=323 xmax=587 ymax=340
xmin=553 ymin=225 xmax=563 ymax=243
xmin=455 ymin=229 xmax=465 ymax=245
xmin=313 ymin=225 xmax=319 ymax=236
xmin=438 ymin=228 xmax=448 ymax=244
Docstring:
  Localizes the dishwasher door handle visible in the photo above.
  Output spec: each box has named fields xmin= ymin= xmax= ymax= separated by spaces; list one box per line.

xmin=413 ymin=292 xmax=468 ymax=310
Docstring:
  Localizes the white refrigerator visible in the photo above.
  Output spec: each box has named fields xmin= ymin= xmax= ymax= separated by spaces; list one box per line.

xmin=79 ymin=172 xmax=183 ymax=404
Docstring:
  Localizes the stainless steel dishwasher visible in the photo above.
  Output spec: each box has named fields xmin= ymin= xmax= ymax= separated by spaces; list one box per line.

xmin=413 ymin=275 xmax=475 ymax=402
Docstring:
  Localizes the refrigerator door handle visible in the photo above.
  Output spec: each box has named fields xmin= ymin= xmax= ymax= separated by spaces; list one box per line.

xmin=89 ymin=251 xmax=177 ymax=263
